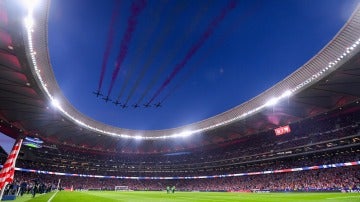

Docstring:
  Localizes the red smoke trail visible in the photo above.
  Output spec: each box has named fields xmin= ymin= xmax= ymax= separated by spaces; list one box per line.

xmin=147 ymin=0 xmax=237 ymax=104
xmin=159 ymin=2 xmax=261 ymax=104
xmin=136 ymin=2 xmax=211 ymax=105
xmin=114 ymin=1 xmax=169 ymax=102
xmin=97 ymin=0 xmax=121 ymax=92
xmin=123 ymin=1 xmax=189 ymax=105
xmin=107 ymin=0 xmax=147 ymax=97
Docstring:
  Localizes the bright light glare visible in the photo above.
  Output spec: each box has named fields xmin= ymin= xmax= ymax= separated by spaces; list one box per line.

xmin=265 ymin=98 xmax=279 ymax=107
xmin=22 ymin=0 xmax=39 ymax=10
xmin=179 ymin=131 xmax=192 ymax=137
xmin=281 ymin=90 xmax=292 ymax=98
xmin=24 ymin=17 xmax=34 ymax=28
xmin=51 ymin=99 xmax=60 ymax=109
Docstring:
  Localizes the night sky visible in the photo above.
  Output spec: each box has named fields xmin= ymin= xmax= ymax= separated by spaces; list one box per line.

xmin=47 ymin=0 xmax=359 ymax=130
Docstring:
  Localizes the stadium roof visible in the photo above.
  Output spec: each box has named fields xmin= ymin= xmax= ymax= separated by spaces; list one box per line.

xmin=0 ymin=0 xmax=360 ymax=153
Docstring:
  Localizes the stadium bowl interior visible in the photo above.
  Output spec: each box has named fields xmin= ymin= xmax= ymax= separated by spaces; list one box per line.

xmin=0 ymin=0 xmax=359 ymax=196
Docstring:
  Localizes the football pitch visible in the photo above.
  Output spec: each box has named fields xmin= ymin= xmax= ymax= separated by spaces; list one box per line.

xmin=12 ymin=191 xmax=360 ymax=202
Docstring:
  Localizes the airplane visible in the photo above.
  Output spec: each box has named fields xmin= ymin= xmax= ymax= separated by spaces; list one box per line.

xmin=154 ymin=102 xmax=162 ymax=108
xmin=113 ymin=100 xmax=121 ymax=106
xmin=120 ymin=104 xmax=128 ymax=109
xmin=132 ymin=104 xmax=140 ymax=108
xmin=143 ymin=103 xmax=151 ymax=108
xmin=93 ymin=90 xmax=103 ymax=97
xmin=102 ymin=96 xmax=111 ymax=103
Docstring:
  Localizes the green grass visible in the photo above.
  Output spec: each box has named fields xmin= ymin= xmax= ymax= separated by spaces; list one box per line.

xmin=11 ymin=191 xmax=360 ymax=202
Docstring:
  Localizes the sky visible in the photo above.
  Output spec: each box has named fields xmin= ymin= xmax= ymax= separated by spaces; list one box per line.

xmin=47 ymin=0 xmax=359 ymax=130
xmin=0 ymin=133 xmax=15 ymax=154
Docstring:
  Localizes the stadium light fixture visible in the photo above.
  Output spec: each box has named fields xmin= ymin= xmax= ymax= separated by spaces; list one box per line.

xmin=265 ymin=98 xmax=279 ymax=107
xmin=134 ymin=135 xmax=143 ymax=140
xmin=24 ymin=16 xmax=34 ymax=29
xmin=178 ymin=131 xmax=192 ymax=138
xmin=281 ymin=90 xmax=292 ymax=98
xmin=51 ymin=98 xmax=60 ymax=109
xmin=21 ymin=0 xmax=39 ymax=10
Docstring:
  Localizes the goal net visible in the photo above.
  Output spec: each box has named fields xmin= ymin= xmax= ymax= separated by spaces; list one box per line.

xmin=114 ymin=186 xmax=130 ymax=191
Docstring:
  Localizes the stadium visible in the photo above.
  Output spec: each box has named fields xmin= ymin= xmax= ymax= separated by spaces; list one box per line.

xmin=0 ymin=0 xmax=360 ymax=201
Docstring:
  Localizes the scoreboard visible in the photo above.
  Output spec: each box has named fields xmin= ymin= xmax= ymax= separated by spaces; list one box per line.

xmin=274 ymin=125 xmax=291 ymax=136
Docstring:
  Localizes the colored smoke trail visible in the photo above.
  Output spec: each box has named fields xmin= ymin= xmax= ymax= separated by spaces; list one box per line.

xmin=148 ymin=0 xmax=237 ymax=104
xmin=160 ymin=2 xmax=261 ymax=104
xmin=114 ymin=1 xmax=169 ymax=102
xmin=107 ymin=0 xmax=147 ymax=97
xmin=97 ymin=0 xmax=121 ymax=92
xmin=123 ymin=1 xmax=189 ymax=104
xmin=136 ymin=2 xmax=211 ymax=105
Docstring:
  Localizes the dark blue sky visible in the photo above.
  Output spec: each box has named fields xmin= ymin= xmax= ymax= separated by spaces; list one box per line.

xmin=48 ymin=0 xmax=359 ymax=130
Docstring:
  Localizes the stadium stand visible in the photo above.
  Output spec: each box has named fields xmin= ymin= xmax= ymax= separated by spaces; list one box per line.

xmin=10 ymin=164 xmax=360 ymax=192
xmin=13 ymin=105 xmax=360 ymax=176
xmin=3 ymin=104 xmax=358 ymax=193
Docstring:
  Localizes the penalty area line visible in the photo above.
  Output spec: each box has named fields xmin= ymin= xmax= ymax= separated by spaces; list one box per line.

xmin=47 ymin=190 xmax=59 ymax=202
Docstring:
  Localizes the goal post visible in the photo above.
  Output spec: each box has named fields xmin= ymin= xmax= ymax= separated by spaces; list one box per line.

xmin=114 ymin=186 xmax=129 ymax=191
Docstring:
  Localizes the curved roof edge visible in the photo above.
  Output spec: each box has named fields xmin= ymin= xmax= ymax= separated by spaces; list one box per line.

xmin=22 ymin=0 xmax=360 ymax=139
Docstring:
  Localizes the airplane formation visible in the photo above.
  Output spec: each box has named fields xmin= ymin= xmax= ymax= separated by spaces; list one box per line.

xmin=92 ymin=91 xmax=162 ymax=109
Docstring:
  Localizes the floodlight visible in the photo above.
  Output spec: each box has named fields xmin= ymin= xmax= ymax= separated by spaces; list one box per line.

xmin=265 ymin=98 xmax=279 ymax=107
xmin=51 ymin=98 xmax=60 ymax=109
xmin=281 ymin=90 xmax=292 ymax=98
xmin=179 ymin=131 xmax=192 ymax=137
xmin=22 ymin=0 xmax=39 ymax=10
xmin=24 ymin=17 xmax=34 ymax=29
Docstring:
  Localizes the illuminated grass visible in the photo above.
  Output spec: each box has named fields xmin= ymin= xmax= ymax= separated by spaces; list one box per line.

xmin=13 ymin=191 xmax=360 ymax=202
